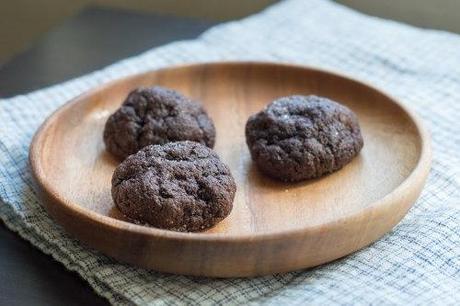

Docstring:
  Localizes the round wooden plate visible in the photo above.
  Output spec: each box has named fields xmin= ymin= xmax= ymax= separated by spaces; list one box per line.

xmin=30 ymin=62 xmax=431 ymax=277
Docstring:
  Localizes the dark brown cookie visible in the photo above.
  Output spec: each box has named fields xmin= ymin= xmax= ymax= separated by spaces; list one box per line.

xmin=104 ymin=86 xmax=215 ymax=160
xmin=245 ymin=95 xmax=363 ymax=182
xmin=111 ymin=141 xmax=236 ymax=232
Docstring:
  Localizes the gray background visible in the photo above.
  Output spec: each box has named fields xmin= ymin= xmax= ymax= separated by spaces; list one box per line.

xmin=1 ymin=0 xmax=459 ymax=64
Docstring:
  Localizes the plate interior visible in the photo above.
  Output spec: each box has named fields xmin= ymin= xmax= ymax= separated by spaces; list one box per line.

xmin=40 ymin=64 xmax=422 ymax=235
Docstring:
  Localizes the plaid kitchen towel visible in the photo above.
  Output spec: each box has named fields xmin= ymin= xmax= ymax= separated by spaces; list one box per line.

xmin=0 ymin=0 xmax=459 ymax=304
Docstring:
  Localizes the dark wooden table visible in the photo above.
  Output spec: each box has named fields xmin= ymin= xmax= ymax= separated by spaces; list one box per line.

xmin=0 ymin=7 xmax=214 ymax=305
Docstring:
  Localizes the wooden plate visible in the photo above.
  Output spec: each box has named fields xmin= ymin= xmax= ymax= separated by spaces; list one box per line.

xmin=30 ymin=62 xmax=431 ymax=277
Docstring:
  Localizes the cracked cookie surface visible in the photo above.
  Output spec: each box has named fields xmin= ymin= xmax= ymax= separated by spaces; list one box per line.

xmin=111 ymin=141 xmax=236 ymax=232
xmin=104 ymin=86 xmax=215 ymax=160
xmin=245 ymin=95 xmax=363 ymax=182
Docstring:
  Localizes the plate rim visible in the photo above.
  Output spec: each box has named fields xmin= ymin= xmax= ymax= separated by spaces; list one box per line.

xmin=29 ymin=61 xmax=432 ymax=242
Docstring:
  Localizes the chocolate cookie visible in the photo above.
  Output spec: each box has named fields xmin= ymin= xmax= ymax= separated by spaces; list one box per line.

xmin=104 ymin=86 xmax=215 ymax=159
xmin=245 ymin=95 xmax=363 ymax=182
xmin=111 ymin=141 xmax=236 ymax=232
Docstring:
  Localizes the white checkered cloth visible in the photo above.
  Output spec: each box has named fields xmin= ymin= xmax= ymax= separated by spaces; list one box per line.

xmin=1 ymin=0 xmax=459 ymax=304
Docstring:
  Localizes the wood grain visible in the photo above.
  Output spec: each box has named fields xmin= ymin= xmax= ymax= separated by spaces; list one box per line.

xmin=29 ymin=62 xmax=431 ymax=277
